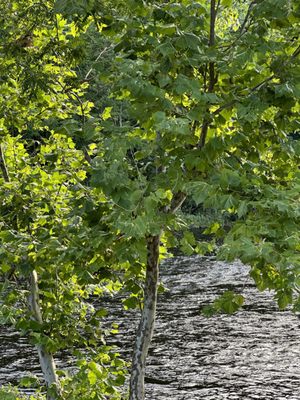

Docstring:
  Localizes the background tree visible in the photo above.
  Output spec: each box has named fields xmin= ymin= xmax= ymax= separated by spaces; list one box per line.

xmin=0 ymin=2 xmax=126 ymax=399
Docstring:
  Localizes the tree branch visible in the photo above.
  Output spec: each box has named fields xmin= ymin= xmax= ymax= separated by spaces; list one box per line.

xmin=292 ymin=44 xmax=300 ymax=59
xmin=211 ymin=42 xmax=300 ymax=118
xmin=233 ymin=1 xmax=255 ymax=43
xmin=83 ymin=146 xmax=93 ymax=165
xmin=211 ymin=75 xmax=275 ymax=118
xmin=84 ymin=44 xmax=113 ymax=81
xmin=195 ymin=74 xmax=277 ymax=149
xmin=249 ymin=75 xmax=274 ymax=93
xmin=220 ymin=1 xmax=256 ymax=51
xmin=198 ymin=0 xmax=217 ymax=149
xmin=0 ymin=144 xmax=10 ymax=182
xmin=170 ymin=191 xmax=186 ymax=214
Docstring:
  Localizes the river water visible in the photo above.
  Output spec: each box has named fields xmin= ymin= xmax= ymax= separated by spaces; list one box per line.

xmin=1 ymin=256 xmax=300 ymax=399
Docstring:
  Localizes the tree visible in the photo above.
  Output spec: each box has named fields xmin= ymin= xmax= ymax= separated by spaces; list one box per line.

xmin=0 ymin=2 xmax=126 ymax=399
xmin=1 ymin=1 xmax=299 ymax=400
xmin=74 ymin=1 xmax=299 ymax=398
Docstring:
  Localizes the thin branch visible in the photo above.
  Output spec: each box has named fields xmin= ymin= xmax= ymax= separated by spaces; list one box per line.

xmin=211 ymin=75 xmax=275 ymax=118
xmin=57 ymin=81 xmax=94 ymax=165
xmin=84 ymin=45 xmax=113 ymax=81
xmin=198 ymin=120 xmax=210 ymax=149
xmin=83 ymin=146 xmax=93 ymax=165
xmin=203 ymin=64 xmax=208 ymax=91
xmin=195 ymin=73 xmax=278 ymax=148
xmin=56 ymin=80 xmax=87 ymax=123
xmin=53 ymin=182 xmax=63 ymax=205
xmin=220 ymin=1 xmax=256 ymax=51
xmin=69 ymin=90 xmax=86 ymax=123
xmin=0 ymin=144 xmax=10 ymax=182
xmin=249 ymin=75 xmax=274 ymax=93
xmin=291 ymin=44 xmax=300 ymax=59
xmin=0 ymin=146 xmax=16 ymax=281
xmin=170 ymin=191 xmax=186 ymax=214
xmin=212 ymin=100 xmax=236 ymax=116
xmin=235 ymin=1 xmax=255 ymax=41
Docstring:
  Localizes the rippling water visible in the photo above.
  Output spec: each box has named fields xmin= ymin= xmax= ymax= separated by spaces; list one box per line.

xmin=1 ymin=256 xmax=300 ymax=399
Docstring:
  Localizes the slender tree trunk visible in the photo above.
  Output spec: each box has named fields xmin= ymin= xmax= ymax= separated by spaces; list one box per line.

xmin=1 ymin=142 xmax=60 ymax=398
xmin=129 ymin=235 xmax=160 ymax=400
xmin=29 ymin=270 xmax=60 ymax=400
xmin=198 ymin=0 xmax=217 ymax=149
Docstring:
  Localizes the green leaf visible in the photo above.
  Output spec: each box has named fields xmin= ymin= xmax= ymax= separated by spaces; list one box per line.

xmin=1 ymin=264 xmax=11 ymax=273
xmin=277 ymin=291 xmax=292 ymax=310
xmin=188 ymin=182 xmax=211 ymax=205
xmin=123 ymin=296 xmax=140 ymax=310
xmin=237 ymin=201 xmax=248 ymax=218
xmin=214 ymin=291 xmax=244 ymax=314
xmin=87 ymin=370 xmax=97 ymax=385
xmin=157 ymin=42 xmax=176 ymax=57
xmin=19 ymin=375 xmax=40 ymax=388
xmin=101 ymin=107 xmax=112 ymax=120
xmin=222 ymin=0 xmax=233 ymax=7
xmin=203 ymin=222 xmax=220 ymax=235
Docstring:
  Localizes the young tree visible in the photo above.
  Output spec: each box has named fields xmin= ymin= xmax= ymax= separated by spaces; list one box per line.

xmin=80 ymin=0 xmax=299 ymax=398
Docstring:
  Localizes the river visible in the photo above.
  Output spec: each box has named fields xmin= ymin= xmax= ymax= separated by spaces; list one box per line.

xmin=1 ymin=256 xmax=300 ymax=399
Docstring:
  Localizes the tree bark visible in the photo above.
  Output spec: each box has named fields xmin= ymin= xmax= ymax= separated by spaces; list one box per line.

xmin=29 ymin=270 xmax=60 ymax=400
xmin=129 ymin=235 xmax=160 ymax=400
xmin=198 ymin=0 xmax=217 ymax=149
xmin=1 ymin=119 xmax=59 ymax=399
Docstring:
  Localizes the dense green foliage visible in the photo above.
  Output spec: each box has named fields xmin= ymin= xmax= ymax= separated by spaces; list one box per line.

xmin=0 ymin=0 xmax=299 ymax=398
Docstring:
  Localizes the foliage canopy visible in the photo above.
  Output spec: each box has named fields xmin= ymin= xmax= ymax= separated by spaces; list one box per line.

xmin=0 ymin=0 xmax=299 ymax=398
